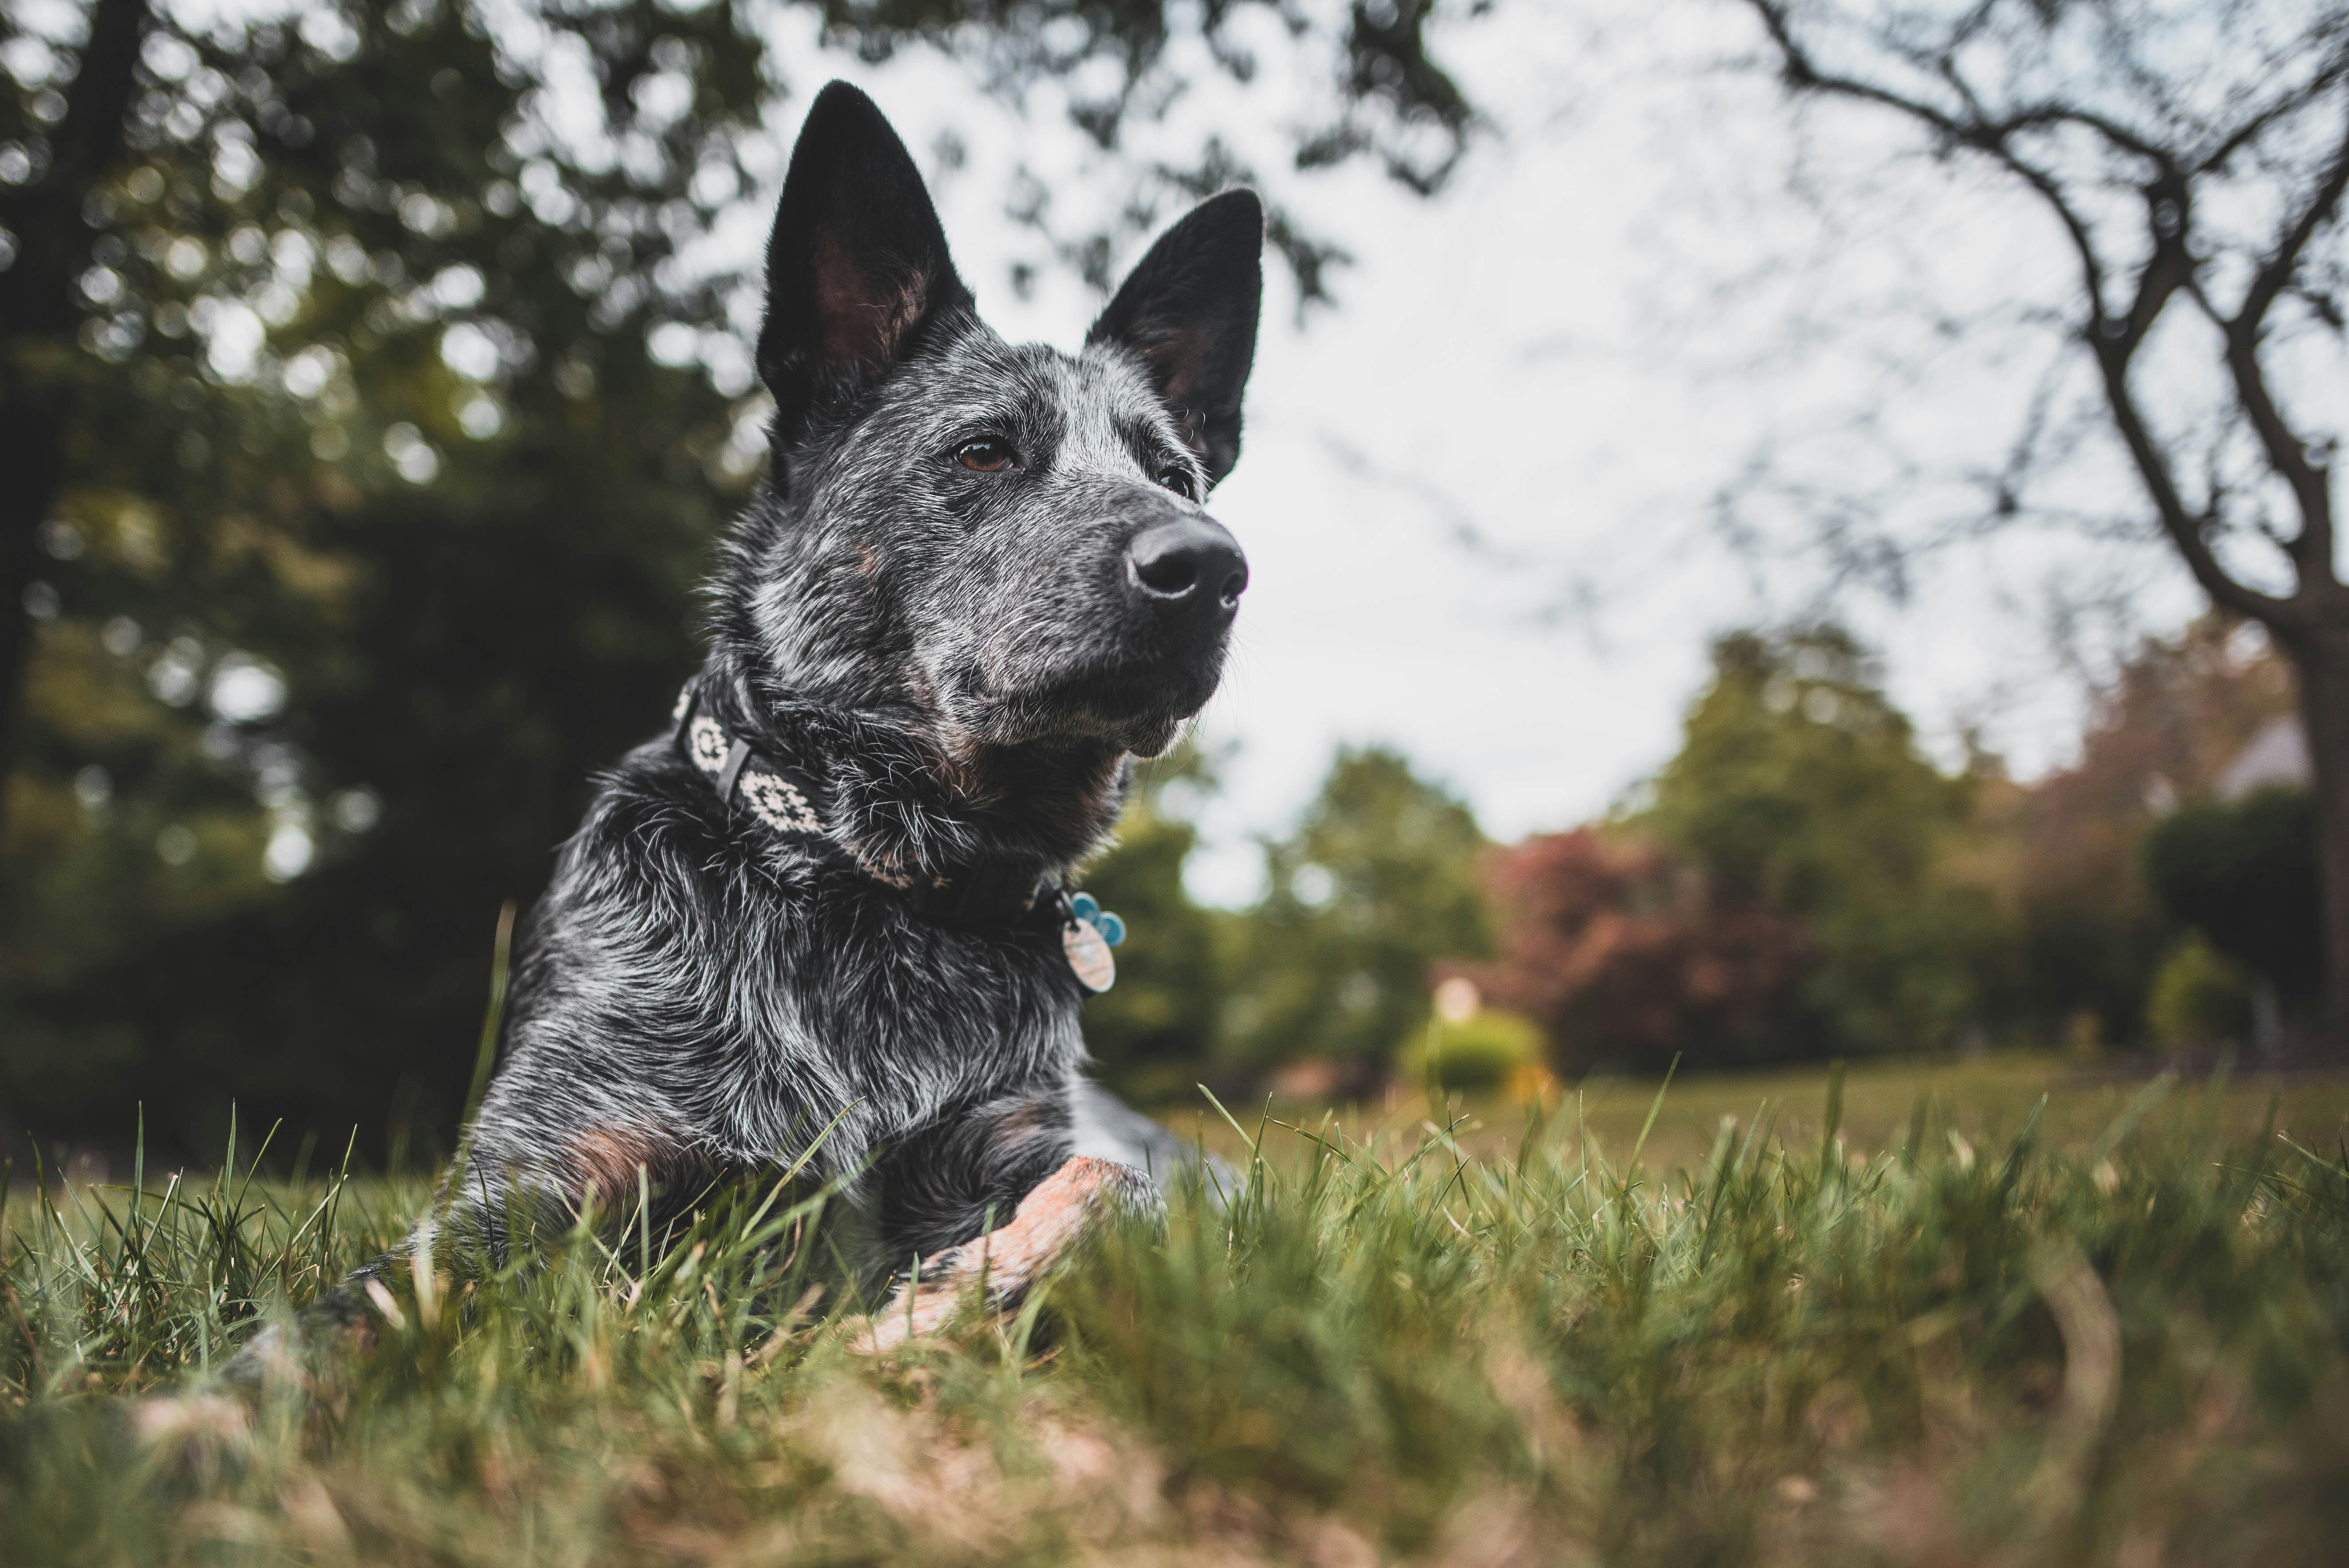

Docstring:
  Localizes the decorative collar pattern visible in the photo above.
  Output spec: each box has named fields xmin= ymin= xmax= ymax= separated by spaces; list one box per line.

xmin=668 ymin=680 xmax=1125 ymax=990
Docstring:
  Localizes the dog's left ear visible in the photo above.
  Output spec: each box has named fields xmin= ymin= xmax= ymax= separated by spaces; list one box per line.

xmin=757 ymin=82 xmax=973 ymax=448
xmin=1088 ymin=189 xmax=1265 ymax=488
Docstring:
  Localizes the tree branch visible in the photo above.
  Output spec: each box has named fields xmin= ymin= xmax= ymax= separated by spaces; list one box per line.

xmin=2195 ymin=44 xmax=2349 ymax=175
xmin=1744 ymin=1 xmax=2116 ymax=321
xmin=1746 ymin=0 xmax=2293 ymax=628
xmin=2085 ymin=172 xmax=2290 ymax=625
xmin=2090 ymin=344 xmax=2292 ymax=624
xmin=2222 ymin=96 xmax=2349 ymax=591
xmin=2239 ymin=100 xmax=2349 ymax=333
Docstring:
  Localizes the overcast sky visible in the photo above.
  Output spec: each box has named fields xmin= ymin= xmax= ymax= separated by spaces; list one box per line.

xmin=738 ymin=0 xmax=2245 ymax=904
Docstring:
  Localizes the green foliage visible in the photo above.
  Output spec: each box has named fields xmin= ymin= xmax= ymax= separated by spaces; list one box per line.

xmin=2145 ymin=788 xmax=2325 ymax=1010
xmin=1642 ymin=627 xmax=2009 ymax=1054
xmin=2 ymin=0 xmax=779 ymax=1157
xmin=1224 ymin=746 xmax=1489 ymax=1078
xmin=1397 ymin=1007 xmax=1541 ymax=1091
xmin=6 ymin=1082 xmax=2349 ymax=1562
xmin=2144 ymin=933 xmax=2254 ymax=1048
xmin=1075 ymin=741 xmax=1225 ymax=1103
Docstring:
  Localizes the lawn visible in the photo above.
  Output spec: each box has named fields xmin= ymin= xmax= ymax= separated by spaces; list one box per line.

xmin=5 ymin=1059 xmax=2348 ymax=1566
xmin=1173 ymin=1051 xmax=2349 ymax=1170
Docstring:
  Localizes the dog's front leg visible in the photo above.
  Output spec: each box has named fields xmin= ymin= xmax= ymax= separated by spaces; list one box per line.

xmin=854 ymin=1154 xmax=1156 ymax=1352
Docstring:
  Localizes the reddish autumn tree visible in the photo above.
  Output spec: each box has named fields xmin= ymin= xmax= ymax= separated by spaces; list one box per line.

xmin=1467 ymin=827 xmax=1815 ymax=1076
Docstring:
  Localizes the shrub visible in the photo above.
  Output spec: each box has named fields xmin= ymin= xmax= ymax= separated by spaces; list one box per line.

xmin=2143 ymin=933 xmax=2253 ymax=1048
xmin=1398 ymin=1008 xmax=1542 ymax=1091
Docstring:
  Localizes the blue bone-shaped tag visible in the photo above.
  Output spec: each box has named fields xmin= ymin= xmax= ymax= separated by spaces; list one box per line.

xmin=1068 ymin=891 xmax=1125 ymax=947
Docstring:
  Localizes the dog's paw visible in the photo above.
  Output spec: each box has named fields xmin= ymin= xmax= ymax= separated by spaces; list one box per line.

xmin=851 ymin=1156 xmax=1153 ymax=1353
xmin=130 ymin=1390 xmax=256 ymax=1478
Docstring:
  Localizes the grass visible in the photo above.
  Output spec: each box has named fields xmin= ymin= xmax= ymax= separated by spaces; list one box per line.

xmin=1171 ymin=1050 xmax=2349 ymax=1169
xmin=3 ymin=1062 xmax=2348 ymax=1566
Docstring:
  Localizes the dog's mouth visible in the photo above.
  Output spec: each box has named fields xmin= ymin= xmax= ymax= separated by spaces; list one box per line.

xmin=948 ymin=643 xmax=1227 ymax=754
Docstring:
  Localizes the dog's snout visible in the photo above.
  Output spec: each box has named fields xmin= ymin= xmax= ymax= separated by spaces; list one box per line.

xmin=1125 ymin=518 xmax=1248 ymax=616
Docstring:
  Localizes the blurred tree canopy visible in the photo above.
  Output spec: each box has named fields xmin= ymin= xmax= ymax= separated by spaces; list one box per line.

xmin=1220 ymin=745 xmax=1488 ymax=1092
xmin=1070 ymin=739 xmax=1224 ymax=1106
xmin=1107 ymin=622 xmax=2315 ymax=1097
xmin=0 ymin=0 xmax=1481 ymax=1159
xmin=1640 ymin=626 xmax=2007 ymax=1056
xmin=1463 ymin=619 xmax=2308 ymax=1073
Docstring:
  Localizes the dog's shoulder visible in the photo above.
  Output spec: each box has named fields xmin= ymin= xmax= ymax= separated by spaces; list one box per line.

xmin=554 ymin=733 xmax=824 ymax=897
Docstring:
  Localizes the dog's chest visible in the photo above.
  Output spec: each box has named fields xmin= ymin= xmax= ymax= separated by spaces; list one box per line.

xmin=701 ymin=862 xmax=1087 ymax=1140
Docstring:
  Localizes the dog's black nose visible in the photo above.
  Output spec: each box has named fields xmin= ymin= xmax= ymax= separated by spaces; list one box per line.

xmin=1126 ymin=517 xmax=1248 ymax=615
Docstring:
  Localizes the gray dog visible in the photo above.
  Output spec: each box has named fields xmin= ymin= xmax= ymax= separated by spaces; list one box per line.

xmin=240 ymin=79 xmax=1260 ymax=1368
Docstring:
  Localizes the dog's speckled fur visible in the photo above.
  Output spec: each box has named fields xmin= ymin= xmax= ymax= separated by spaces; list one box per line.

xmin=229 ymin=83 xmax=1261 ymax=1372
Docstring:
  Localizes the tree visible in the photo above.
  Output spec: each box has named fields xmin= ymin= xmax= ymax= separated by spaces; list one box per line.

xmin=0 ymin=0 xmax=1484 ymax=1156
xmin=1468 ymin=826 xmax=1816 ymax=1075
xmin=1641 ymin=626 xmax=2009 ymax=1053
xmin=2146 ymin=788 xmax=2325 ymax=1017
xmin=1985 ymin=615 xmax=2297 ymax=1044
xmin=1744 ymin=0 xmax=2349 ymax=1039
xmin=1071 ymin=740 xmax=1225 ymax=1105
xmin=2 ymin=0 xmax=778 ymax=1157
xmin=1223 ymin=745 xmax=1489 ymax=1090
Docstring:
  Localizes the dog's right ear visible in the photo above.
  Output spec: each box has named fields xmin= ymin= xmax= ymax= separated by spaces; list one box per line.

xmin=756 ymin=82 xmax=972 ymax=446
xmin=1088 ymin=189 xmax=1265 ymax=488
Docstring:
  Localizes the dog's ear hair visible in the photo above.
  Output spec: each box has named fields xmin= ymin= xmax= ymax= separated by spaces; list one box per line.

xmin=757 ymin=82 xmax=972 ymax=446
xmin=1088 ymin=189 xmax=1265 ymax=488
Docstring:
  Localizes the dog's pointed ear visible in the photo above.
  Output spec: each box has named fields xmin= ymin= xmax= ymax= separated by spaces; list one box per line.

xmin=1088 ymin=189 xmax=1265 ymax=488
xmin=756 ymin=82 xmax=972 ymax=444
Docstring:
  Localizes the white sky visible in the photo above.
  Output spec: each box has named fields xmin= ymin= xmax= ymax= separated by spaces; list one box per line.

xmin=747 ymin=0 xmax=2269 ymax=905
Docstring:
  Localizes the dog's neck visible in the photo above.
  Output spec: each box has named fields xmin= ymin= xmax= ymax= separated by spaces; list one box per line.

xmin=692 ymin=646 xmax=1130 ymax=883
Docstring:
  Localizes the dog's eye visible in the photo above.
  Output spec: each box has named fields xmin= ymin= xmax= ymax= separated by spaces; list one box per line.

xmin=1155 ymin=466 xmax=1194 ymax=497
xmin=956 ymin=439 xmax=1018 ymax=473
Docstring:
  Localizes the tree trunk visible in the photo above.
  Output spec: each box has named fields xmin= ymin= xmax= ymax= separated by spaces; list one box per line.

xmin=2294 ymin=618 xmax=2349 ymax=1044
xmin=0 ymin=169 xmax=80 ymax=811
xmin=0 ymin=0 xmax=148 ymax=827
xmin=0 ymin=395 xmax=67 ymax=802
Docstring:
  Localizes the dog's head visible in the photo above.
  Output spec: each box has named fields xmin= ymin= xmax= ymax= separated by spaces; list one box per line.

xmin=723 ymin=83 xmax=1261 ymax=765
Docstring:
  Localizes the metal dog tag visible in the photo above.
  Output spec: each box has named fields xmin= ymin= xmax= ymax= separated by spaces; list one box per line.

xmin=1063 ymin=918 xmax=1115 ymax=992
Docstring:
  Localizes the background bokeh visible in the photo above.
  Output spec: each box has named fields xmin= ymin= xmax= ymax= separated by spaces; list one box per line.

xmin=3 ymin=0 xmax=2341 ymax=1167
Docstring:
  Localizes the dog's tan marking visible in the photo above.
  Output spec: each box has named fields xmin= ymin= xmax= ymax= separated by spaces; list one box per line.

xmin=853 ymin=1156 xmax=1150 ymax=1353
xmin=564 ymin=1122 xmax=671 ymax=1207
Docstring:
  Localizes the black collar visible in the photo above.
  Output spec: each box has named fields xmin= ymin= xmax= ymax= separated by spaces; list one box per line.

xmin=670 ymin=680 xmax=1065 ymax=931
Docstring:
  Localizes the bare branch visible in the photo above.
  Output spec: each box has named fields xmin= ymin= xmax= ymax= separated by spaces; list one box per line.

xmin=2218 ymin=98 xmax=2349 ymax=590
xmin=1743 ymin=1 xmax=2114 ymax=322
xmin=2195 ymin=45 xmax=2349 ymax=175
xmin=2090 ymin=344 xmax=2292 ymax=625
xmin=1995 ymin=103 xmax=2170 ymax=167
xmin=2238 ymin=102 xmax=2349 ymax=333
xmin=1747 ymin=0 xmax=2294 ymax=627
